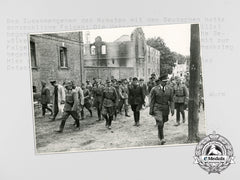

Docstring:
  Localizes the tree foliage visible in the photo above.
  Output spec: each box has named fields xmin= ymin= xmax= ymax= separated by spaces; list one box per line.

xmin=147 ymin=37 xmax=188 ymax=75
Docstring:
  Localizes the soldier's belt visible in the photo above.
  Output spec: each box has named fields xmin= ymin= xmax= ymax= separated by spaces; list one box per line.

xmin=66 ymin=102 xmax=74 ymax=106
xmin=154 ymin=103 xmax=168 ymax=105
xmin=176 ymin=95 xmax=185 ymax=97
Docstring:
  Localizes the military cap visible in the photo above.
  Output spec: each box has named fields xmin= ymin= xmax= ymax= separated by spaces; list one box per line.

xmin=106 ymin=79 xmax=110 ymax=83
xmin=139 ymin=78 xmax=144 ymax=81
xmin=159 ymin=74 xmax=168 ymax=82
xmin=132 ymin=77 xmax=138 ymax=81
xmin=50 ymin=80 xmax=56 ymax=84
xmin=65 ymin=81 xmax=73 ymax=87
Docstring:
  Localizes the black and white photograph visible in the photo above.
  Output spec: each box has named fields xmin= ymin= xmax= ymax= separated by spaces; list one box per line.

xmin=30 ymin=24 xmax=206 ymax=154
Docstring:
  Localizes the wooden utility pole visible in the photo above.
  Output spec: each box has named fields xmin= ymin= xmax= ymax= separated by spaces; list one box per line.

xmin=188 ymin=24 xmax=201 ymax=142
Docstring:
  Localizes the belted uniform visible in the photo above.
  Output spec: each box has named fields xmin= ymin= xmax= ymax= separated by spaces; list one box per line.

xmin=149 ymin=85 xmax=174 ymax=140
xmin=92 ymin=84 xmax=104 ymax=121
xmin=102 ymin=86 xmax=118 ymax=127
xmin=173 ymin=83 xmax=188 ymax=123
xmin=58 ymin=89 xmax=80 ymax=132
xmin=118 ymin=84 xmax=129 ymax=115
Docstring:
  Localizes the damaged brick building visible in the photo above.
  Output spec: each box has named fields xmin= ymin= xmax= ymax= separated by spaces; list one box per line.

xmin=84 ymin=28 xmax=160 ymax=82
xmin=30 ymin=28 xmax=160 ymax=95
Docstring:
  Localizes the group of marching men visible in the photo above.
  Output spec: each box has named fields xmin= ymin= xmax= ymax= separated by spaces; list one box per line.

xmin=39 ymin=73 xmax=189 ymax=145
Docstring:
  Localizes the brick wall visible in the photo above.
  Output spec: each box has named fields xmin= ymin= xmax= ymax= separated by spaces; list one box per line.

xmin=30 ymin=32 xmax=84 ymax=93
xmin=85 ymin=67 xmax=134 ymax=82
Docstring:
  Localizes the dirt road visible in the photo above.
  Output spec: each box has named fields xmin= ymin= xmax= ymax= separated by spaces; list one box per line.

xmin=34 ymin=106 xmax=206 ymax=154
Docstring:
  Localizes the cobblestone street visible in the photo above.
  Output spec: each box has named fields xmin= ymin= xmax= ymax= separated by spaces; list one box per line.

xmin=35 ymin=106 xmax=206 ymax=154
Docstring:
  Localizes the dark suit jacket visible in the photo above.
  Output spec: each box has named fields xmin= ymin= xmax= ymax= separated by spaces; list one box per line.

xmin=41 ymin=86 xmax=51 ymax=104
xmin=128 ymin=84 xmax=145 ymax=105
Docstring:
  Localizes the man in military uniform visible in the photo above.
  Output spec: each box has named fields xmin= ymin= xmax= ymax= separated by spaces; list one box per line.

xmin=81 ymin=83 xmax=93 ymax=119
xmin=118 ymin=79 xmax=130 ymax=117
xmin=72 ymin=81 xmax=84 ymax=120
xmin=147 ymin=77 xmax=156 ymax=94
xmin=101 ymin=80 xmax=118 ymax=129
xmin=55 ymin=81 xmax=80 ymax=133
xmin=173 ymin=77 xmax=188 ymax=126
xmin=149 ymin=75 xmax=174 ymax=145
xmin=112 ymin=79 xmax=120 ymax=120
xmin=40 ymin=80 xmax=52 ymax=117
xmin=128 ymin=77 xmax=145 ymax=126
xmin=92 ymin=79 xmax=104 ymax=121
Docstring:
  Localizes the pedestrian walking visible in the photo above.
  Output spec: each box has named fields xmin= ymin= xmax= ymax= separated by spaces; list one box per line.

xmin=81 ymin=83 xmax=93 ymax=118
xmin=101 ymin=80 xmax=118 ymax=129
xmin=118 ymin=79 xmax=130 ymax=117
xmin=55 ymin=81 xmax=80 ymax=133
xmin=92 ymin=79 xmax=104 ymax=121
xmin=40 ymin=81 xmax=52 ymax=117
xmin=73 ymin=82 xmax=84 ymax=120
xmin=49 ymin=80 xmax=65 ymax=121
xmin=173 ymin=77 xmax=188 ymax=126
xmin=149 ymin=75 xmax=174 ymax=145
xmin=128 ymin=77 xmax=145 ymax=126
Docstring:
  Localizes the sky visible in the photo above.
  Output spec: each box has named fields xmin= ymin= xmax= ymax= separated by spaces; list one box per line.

xmin=82 ymin=24 xmax=191 ymax=56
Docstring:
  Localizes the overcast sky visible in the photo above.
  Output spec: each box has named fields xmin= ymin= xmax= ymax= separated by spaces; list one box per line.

xmin=82 ymin=24 xmax=191 ymax=56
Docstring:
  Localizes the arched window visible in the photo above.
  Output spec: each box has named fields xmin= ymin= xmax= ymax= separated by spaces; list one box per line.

xmin=90 ymin=45 xmax=96 ymax=55
xmin=101 ymin=45 xmax=106 ymax=54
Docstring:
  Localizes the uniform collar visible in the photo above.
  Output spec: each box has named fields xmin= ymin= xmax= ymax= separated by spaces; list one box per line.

xmin=159 ymin=84 xmax=166 ymax=90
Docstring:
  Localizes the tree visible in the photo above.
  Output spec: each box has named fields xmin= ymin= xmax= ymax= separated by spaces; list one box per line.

xmin=173 ymin=53 xmax=187 ymax=64
xmin=147 ymin=37 xmax=176 ymax=75
xmin=188 ymin=24 xmax=201 ymax=142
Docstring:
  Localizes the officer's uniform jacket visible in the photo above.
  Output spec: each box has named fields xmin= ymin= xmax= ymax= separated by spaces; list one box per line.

xmin=64 ymin=89 xmax=79 ymax=112
xmin=149 ymin=85 xmax=174 ymax=116
xmin=75 ymin=86 xmax=84 ymax=106
xmin=173 ymin=84 xmax=188 ymax=104
xmin=119 ymin=84 xmax=129 ymax=99
xmin=92 ymin=84 xmax=104 ymax=103
xmin=102 ymin=86 xmax=117 ymax=107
